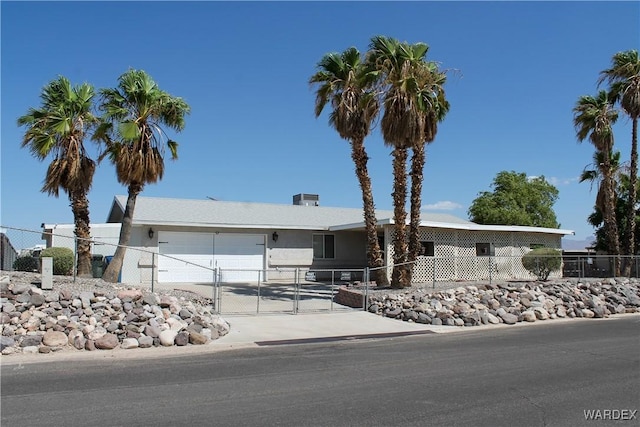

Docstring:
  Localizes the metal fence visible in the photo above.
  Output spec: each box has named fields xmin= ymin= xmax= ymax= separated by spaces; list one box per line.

xmin=3 ymin=225 xmax=640 ymax=315
xmin=211 ymin=268 xmax=363 ymax=315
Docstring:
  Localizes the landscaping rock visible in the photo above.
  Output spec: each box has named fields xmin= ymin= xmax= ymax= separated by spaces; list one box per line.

xmin=95 ymin=334 xmax=119 ymax=350
xmin=42 ymin=330 xmax=68 ymax=347
xmin=362 ymin=278 xmax=640 ymax=329
xmin=0 ymin=271 xmax=229 ymax=356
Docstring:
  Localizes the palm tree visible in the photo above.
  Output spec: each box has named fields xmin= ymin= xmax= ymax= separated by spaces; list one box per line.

xmin=580 ymin=149 xmax=623 ymax=216
xmin=573 ymin=91 xmax=620 ymax=275
xmin=584 ymin=151 xmax=640 ymax=256
xmin=408 ymin=63 xmax=450 ymax=264
xmin=18 ymin=76 xmax=97 ymax=277
xmin=599 ymin=50 xmax=640 ymax=275
xmin=94 ymin=69 xmax=190 ymax=283
xmin=367 ymin=35 xmax=443 ymax=287
xmin=309 ymin=47 xmax=389 ymax=286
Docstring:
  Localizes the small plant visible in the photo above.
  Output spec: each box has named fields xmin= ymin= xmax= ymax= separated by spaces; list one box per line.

xmin=522 ymin=247 xmax=562 ymax=281
xmin=13 ymin=256 xmax=40 ymax=272
xmin=41 ymin=247 xmax=74 ymax=276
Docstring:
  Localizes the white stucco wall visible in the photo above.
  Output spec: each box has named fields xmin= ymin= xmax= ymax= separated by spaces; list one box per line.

xmin=44 ymin=223 xmax=122 ymax=257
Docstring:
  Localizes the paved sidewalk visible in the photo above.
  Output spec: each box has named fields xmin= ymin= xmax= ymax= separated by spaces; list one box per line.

xmin=215 ymin=310 xmax=455 ymax=347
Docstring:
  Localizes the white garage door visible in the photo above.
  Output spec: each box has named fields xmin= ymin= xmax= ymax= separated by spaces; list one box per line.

xmin=214 ymin=234 xmax=265 ymax=283
xmin=158 ymin=231 xmax=265 ymax=283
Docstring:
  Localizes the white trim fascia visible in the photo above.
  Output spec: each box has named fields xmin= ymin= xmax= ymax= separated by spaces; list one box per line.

xmin=328 ymin=219 xmax=393 ymax=231
xmin=330 ymin=219 xmax=574 ymax=235
xmin=419 ymin=221 xmax=575 ymax=235
xmin=129 ymin=221 xmax=328 ymax=231
xmin=43 ymin=223 xmax=122 ymax=230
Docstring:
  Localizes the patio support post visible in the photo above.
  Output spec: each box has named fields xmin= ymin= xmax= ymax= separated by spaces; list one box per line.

xmin=73 ymin=236 xmax=77 ymax=283
xmin=257 ymin=272 xmax=261 ymax=314
xmin=294 ymin=268 xmax=300 ymax=314
xmin=432 ymin=257 xmax=436 ymax=289
xmin=214 ymin=267 xmax=220 ymax=313
xmin=363 ymin=267 xmax=370 ymax=311
xmin=489 ymin=255 xmax=493 ymax=285
xmin=151 ymin=252 xmax=155 ymax=293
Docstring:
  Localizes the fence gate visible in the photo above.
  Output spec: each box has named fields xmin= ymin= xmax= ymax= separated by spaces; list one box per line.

xmin=214 ymin=268 xmax=359 ymax=315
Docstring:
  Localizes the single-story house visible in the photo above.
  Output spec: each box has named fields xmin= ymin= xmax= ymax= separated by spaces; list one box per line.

xmin=43 ymin=193 xmax=575 ymax=284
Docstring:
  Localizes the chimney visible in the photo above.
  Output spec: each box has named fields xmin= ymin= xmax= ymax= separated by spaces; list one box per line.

xmin=293 ymin=193 xmax=319 ymax=206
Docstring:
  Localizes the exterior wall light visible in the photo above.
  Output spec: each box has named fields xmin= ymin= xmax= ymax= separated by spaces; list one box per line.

xmin=272 ymin=231 xmax=279 ymax=242
xmin=148 ymin=228 xmax=154 ymax=239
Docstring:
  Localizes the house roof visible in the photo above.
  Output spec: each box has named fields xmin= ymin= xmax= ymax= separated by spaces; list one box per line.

xmin=106 ymin=195 xmax=574 ymax=235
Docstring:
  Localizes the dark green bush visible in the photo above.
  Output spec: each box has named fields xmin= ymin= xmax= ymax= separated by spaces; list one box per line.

xmin=41 ymin=247 xmax=74 ymax=276
xmin=522 ymin=247 xmax=562 ymax=281
xmin=13 ymin=256 xmax=40 ymax=272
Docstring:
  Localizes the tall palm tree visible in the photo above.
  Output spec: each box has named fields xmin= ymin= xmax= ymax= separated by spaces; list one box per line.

xmin=573 ymin=91 xmax=620 ymax=275
xmin=94 ymin=69 xmax=190 ymax=283
xmin=580 ymin=149 xmax=623 ymax=215
xmin=18 ymin=76 xmax=97 ymax=277
xmin=408 ymin=63 xmax=450 ymax=263
xmin=309 ymin=47 xmax=389 ymax=286
xmin=599 ymin=49 xmax=640 ymax=275
xmin=367 ymin=35 xmax=440 ymax=287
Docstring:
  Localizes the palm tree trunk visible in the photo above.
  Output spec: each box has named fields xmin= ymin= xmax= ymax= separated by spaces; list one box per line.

xmin=602 ymin=152 xmax=621 ymax=276
xmin=623 ymin=117 xmax=638 ymax=276
xmin=409 ymin=143 xmax=425 ymax=264
xmin=350 ymin=138 xmax=389 ymax=286
xmin=70 ymin=190 xmax=92 ymax=277
xmin=391 ymin=147 xmax=409 ymax=288
xmin=102 ymin=183 xmax=142 ymax=283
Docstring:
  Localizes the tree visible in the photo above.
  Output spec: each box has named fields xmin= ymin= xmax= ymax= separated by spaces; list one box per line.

xmin=309 ymin=47 xmax=388 ymax=286
xmin=17 ymin=76 xmax=98 ymax=277
xmin=94 ymin=70 xmax=190 ymax=283
xmin=586 ymin=160 xmax=640 ymax=255
xmin=573 ymin=91 xmax=620 ymax=275
xmin=599 ymin=49 xmax=640 ymax=275
xmin=367 ymin=35 xmax=441 ymax=288
xmin=408 ymin=62 xmax=449 ymax=265
xmin=468 ymin=171 xmax=560 ymax=228
xmin=579 ymin=149 xmax=622 ymax=217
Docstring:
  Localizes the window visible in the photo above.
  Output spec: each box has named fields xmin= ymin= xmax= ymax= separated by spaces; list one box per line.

xmin=476 ymin=242 xmax=494 ymax=256
xmin=313 ymin=234 xmax=335 ymax=259
xmin=419 ymin=241 xmax=435 ymax=257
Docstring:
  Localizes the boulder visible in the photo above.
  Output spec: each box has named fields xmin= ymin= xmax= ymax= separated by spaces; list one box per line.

xmin=159 ymin=330 xmax=177 ymax=346
xmin=138 ymin=336 xmax=154 ymax=348
xmin=175 ymin=331 xmax=189 ymax=346
xmin=42 ymin=330 xmax=68 ymax=347
xmin=121 ymin=338 xmax=139 ymax=349
xmin=189 ymin=331 xmax=208 ymax=345
xmin=94 ymin=334 xmax=119 ymax=350
xmin=68 ymin=330 xmax=86 ymax=350
xmin=20 ymin=335 xmax=43 ymax=347
xmin=521 ymin=311 xmax=536 ymax=322
xmin=499 ymin=311 xmax=518 ymax=325
xmin=533 ymin=307 xmax=550 ymax=320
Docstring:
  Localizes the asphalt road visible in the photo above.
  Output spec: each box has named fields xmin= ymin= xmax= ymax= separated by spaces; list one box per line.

xmin=2 ymin=316 xmax=639 ymax=427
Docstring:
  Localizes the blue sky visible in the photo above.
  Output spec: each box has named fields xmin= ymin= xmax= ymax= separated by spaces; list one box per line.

xmin=1 ymin=1 xmax=638 ymax=248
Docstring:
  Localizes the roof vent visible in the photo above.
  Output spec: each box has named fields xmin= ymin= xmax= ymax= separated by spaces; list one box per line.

xmin=293 ymin=193 xmax=319 ymax=206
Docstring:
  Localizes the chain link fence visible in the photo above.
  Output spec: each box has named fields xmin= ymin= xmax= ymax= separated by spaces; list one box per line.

xmin=211 ymin=268 xmax=362 ymax=315
xmin=3 ymin=225 xmax=639 ymax=315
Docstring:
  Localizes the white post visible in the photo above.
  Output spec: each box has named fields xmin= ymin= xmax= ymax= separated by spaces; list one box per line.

xmin=41 ymin=257 xmax=53 ymax=290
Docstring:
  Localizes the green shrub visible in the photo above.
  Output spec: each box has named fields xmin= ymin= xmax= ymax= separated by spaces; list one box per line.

xmin=522 ymin=247 xmax=562 ymax=281
xmin=13 ymin=256 xmax=40 ymax=272
xmin=40 ymin=247 xmax=74 ymax=276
